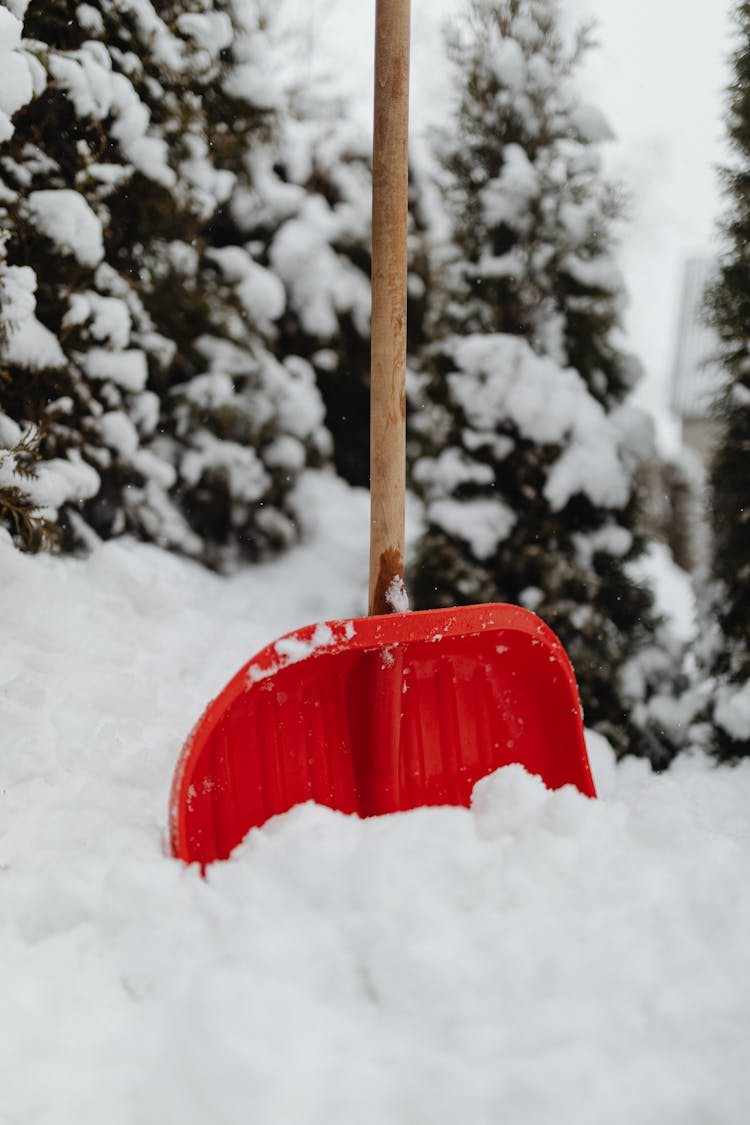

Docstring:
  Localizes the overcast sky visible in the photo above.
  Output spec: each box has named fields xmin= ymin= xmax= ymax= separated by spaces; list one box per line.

xmin=573 ymin=0 xmax=734 ymax=445
xmin=283 ymin=0 xmax=735 ymax=448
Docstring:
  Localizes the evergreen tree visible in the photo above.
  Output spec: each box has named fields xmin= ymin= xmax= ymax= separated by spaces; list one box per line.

xmin=705 ymin=0 xmax=750 ymax=760
xmin=0 ymin=0 xmax=330 ymax=566
xmin=410 ymin=0 xmax=661 ymax=757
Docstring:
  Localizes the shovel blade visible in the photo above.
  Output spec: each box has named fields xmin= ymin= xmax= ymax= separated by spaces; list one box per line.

xmin=170 ymin=604 xmax=595 ymax=865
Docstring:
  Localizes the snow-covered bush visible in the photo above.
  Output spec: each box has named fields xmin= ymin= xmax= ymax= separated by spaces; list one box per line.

xmin=409 ymin=0 xmax=663 ymax=758
xmin=0 ymin=0 xmax=331 ymax=565
xmin=225 ymin=30 xmax=432 ymax=489
xmin=225 ymin=95 xmax=373 ymax=489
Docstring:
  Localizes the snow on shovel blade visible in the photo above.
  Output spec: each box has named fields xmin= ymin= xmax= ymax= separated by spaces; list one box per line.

xmin=169 ymin=603 xmax=596 ymax=866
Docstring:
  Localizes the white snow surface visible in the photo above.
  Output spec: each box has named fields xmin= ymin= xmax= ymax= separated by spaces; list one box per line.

xmin=2 ymin=470 xmax=750 ymax=1124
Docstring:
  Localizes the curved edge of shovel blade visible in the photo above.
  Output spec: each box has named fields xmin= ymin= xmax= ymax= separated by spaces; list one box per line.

xmin=169 ymin=603 xmax=596 ymax=867
xmin=168 ymin=615 xmax=363 ymax=865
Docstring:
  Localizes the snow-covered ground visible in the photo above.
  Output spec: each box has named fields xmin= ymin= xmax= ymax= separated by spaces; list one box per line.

xmin=2 ymin=471 xmax=749 ymax=1124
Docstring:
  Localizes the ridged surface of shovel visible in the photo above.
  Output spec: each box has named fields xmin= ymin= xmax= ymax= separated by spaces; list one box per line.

xmin=170 ymin=604 xmax=595 ymax=865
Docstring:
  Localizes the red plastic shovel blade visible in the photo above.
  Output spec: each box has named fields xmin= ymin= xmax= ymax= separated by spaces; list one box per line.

xmin=169 ymin=603 xmax=595 ymax=865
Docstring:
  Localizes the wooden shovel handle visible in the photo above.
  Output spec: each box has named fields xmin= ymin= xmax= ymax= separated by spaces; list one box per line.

xmin=368 ymin=0 xmax=411 ymax=616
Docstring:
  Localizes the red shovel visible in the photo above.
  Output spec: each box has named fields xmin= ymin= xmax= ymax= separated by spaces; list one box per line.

xmin=169 ymin=0 xmax=595 ymax=867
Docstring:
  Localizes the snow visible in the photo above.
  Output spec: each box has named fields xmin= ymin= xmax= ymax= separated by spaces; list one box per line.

xmin=77 ymin=4 xmax=105 ymax=35
xmin=276 ymin=622 xmax=335 ymax=661
xmin=0 ymin=8 xmax=33 ymax=142
xmin=107 ymin=69 xmax=175 ymax=188
xmin=206 ymin=246 xmax=286 ymax=329
xmin=48 ymin=44 xmax=115 ymax=121
xmin=715 ymin=681 xmax=750 ymax=741
xmin=412 ymin=447 xmax=496 ymax=498
xmin=275 ymin=354 xmax=329 ymax=442
xmin=270 ymin=197 xmax=371 ymax=340
xmin=224 ymin=26 xmax=285 ymax=113
xmin=629 ymin=540 xmax=697 ymax=643
xmin=482 ymin=144 xmax=539 ymax=232
xmin=575 ymin=523 xmax=633 ymax=562
xmin=26 ymin=454 xmax=101 ymax=513
xmin=489 ymin=34 xmax=527 ymax=92
xmin=0 ymin=414 xmax=22 ymax=449
xmin=1 ymin=471 xmax=750 ymax=1123
xmin=0 ymin=435 xmax=101 ymax=521
xmin=180 ymin=433 xmax=270 ymax=504
xmin=0 ymin=264 xmax=66 ymax=370
xmin=98 ymin=411 xmax=140 ymax=458
xmin=180 ymin=134 xmax=236 ymax=220
xmin=562 ymin=251 xmax=623 ymax=293
xmin=732 ymin=382 xmax=750 ymax=407
xmin=247 ymin=622 xmax=343 ymax=684
xmin=80 ymin=348 xmax=149 ymax=393
xmin=386 ymin=574 xmax=409 ymax=613
xmin=63 ymin=292 xmax=132 ymax=349
xmin=569 ymin=102 xmax=616 ymax=144
xmin=176 ymin=11 xmax=233 ymax=53
xmin=263 ymin=434 xmax=307 ymax=473
xmin=428 ymin=496 xmax=517 ymax=560
xmin=2 ymin=1 xmax=30 ymax=21
xmin=23 ymin=190 xmax=105 ymax=268
xmin=178 ymin=370 xmax=235 ymax=410
xmin=446 ymin=334 xmax=633 ymax=511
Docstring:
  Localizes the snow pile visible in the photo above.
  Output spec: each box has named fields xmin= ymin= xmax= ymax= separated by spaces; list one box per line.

xmin=2 ymin=472 xmax=749 ymax=1124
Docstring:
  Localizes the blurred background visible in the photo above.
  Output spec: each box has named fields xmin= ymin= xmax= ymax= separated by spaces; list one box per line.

xmin=283 ymin=0 xmax=734 ymax=451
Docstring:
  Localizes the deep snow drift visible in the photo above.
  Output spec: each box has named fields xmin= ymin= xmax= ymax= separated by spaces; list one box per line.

xmin=2 ymin=472 xmax=749 ymax=1125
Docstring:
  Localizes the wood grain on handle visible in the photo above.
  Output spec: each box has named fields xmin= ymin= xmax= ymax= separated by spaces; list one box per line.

xmin=368 ymin=0 xmax=411 ymax=616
